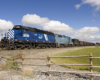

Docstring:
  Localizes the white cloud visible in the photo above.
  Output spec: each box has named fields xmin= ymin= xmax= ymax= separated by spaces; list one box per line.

xmin=0 ymin=19 xmax=14 ymax=33
xmin=75 ymin=4 xmax=81 ymax=9
xmin=22 ymin=14 xmax=49 ymax=25
xmin=76 ymin=27 xmax=99 ymax=35
xmin=42 ymin=20 xmax=75 ymax=33
xmin=92 ymin=35 xmax=100 ymax=42
xmin=75 ymin=27 xmax=100 ymax=42
xmin=22 ymin=14 xmax=75 ymax=33
xmin=75 ymin=0 xmax=100 ymax=11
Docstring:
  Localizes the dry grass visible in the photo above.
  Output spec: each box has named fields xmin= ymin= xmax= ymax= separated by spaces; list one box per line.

xmin=6 ymin=60 xmax=19 ymax=70
xmin=23 ymin=66 xmax=35 ymax=78
xmin=0 ymin=53 xmax=22 ymax=71
xmin=17 ymin=53 xmax=25 ymax=58
xmin=0 ymin=64 xmax=7 ymax=71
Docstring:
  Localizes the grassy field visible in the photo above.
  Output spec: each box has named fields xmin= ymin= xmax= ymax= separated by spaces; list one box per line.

xmin=51 ymin=47 xmax=100 ymax=71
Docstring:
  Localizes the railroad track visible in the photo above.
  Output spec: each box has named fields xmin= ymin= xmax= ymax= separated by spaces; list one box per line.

xmin=0 ymin=46 xmax=94 ymax=51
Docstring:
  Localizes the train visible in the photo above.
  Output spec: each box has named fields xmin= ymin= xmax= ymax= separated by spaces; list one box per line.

xmin=0 ymin=25 xmax=95 ymax=50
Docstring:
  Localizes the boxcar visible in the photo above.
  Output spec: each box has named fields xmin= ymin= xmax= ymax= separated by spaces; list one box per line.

xmin=54 ymin=34 xmax=73 ymax=47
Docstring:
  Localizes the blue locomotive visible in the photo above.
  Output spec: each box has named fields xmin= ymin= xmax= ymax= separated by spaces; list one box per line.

xmin=54 ymin=34 xmax=73 ymax=47
xmin=0 ymin=25 xmax=95 ymax=50
xmin=0 ymin=25 xmax=56 ymax=49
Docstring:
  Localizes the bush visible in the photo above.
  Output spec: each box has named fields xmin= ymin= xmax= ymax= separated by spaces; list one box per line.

xmin=6 ymin=60 xmax=19 ymax=70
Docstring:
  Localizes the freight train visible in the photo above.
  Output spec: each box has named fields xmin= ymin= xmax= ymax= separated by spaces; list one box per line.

xmin=0 ymin=25 xmax=95 ymax=50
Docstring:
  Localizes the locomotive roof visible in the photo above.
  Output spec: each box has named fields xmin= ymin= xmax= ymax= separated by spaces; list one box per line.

xmin=72 ymin=39 xmax=79 ymax=40
xmin=72 ymin=39 xmax=79 ymax=41
xmin=28 ymin=27 xmax=54 ymax=35
xmin=13 ymin=25 xmax=54 ymax=35
xmin=55 ymin=34 xmax=71 ymax=39
xmin=13 ymin=25 xmax=29 ymax=30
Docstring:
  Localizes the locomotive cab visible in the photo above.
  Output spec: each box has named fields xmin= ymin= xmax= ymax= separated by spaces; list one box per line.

xmin=13 ymin=25 xmax=30 ymax=41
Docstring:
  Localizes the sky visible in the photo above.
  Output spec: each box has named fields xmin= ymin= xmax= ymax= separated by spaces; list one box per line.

xmin=0 ymin=0 xmax=100 ymax=43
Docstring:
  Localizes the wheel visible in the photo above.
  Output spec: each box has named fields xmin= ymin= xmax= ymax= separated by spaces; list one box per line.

xmin=14 ymin=46 xmax=17 ymax=50
xmin=28 ymin=45 xmax=31 ymax=49
xmin=45 ymin=45 xmax=47 ymax=48
xmin=49 ymin=45 xmax=52 ymax=48
xmin=32 ymin=44 xmax=35 ymax=48
xmin=21 ymin=45 xmax=25 ymax=49
xmin=6 ymin=45 xmax=10 ymax=50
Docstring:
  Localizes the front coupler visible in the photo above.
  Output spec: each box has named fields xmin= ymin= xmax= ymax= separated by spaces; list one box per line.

xmin=0 ymin=39 xmax=15 ymax=50
xmin=0 ymin=39 xmax=7 ymax=49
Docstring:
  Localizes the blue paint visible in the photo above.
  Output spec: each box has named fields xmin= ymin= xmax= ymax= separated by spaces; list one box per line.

xmin=3 ymin=28 xmax=55 ymax=43
xmin=54 ymin=34 xmax=73 ymax=47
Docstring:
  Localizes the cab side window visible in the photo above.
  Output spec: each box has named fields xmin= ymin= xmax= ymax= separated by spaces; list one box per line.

xmin=24 ymin=29 xmax=28 ymax=33
xmin=58 ymin=35 xmax=62 ymax=37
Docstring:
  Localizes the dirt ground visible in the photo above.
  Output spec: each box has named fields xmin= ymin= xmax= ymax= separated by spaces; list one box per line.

xmin=0 ymin=47 xmax=93 ymax=58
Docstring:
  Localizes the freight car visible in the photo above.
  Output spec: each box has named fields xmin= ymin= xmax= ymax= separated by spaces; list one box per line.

xmin=83 ymin=41 xmax=87 ymax=46
xmin=79 ymin=41 xmax=84 ymax=46
xmin=83 ymin=42 xmax=95 ymax=46
xmin=91 ymin=43 xmax=95 ymax=46
xmin=72 ymin=39 xmax=80 ymax=46
xmin=72 ymin=39 xmax=95 ymax=46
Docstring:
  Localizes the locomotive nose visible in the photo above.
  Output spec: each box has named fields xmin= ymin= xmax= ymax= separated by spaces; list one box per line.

xmin=8 ymin=29 xmax=14 ymax=39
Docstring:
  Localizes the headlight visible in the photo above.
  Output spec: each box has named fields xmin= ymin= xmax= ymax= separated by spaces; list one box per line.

xmin=15 ymin=39 xmax=17 ymax=41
